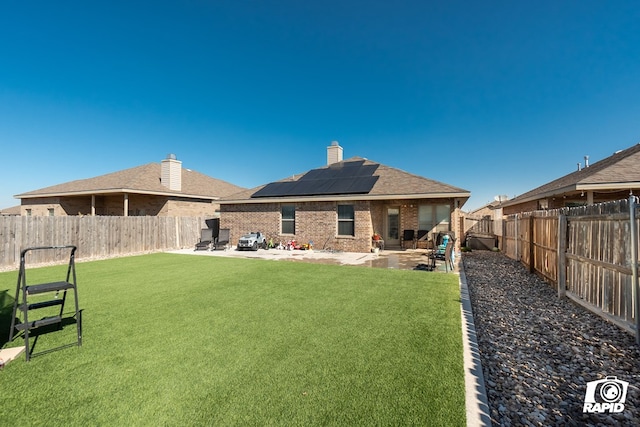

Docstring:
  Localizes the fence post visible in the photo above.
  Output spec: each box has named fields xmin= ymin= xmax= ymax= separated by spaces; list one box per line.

xmin=529 ymin=215 xmax=535 ymax=274
xmin=557 ymin=214 xmax=567 ymax=299
xmin=515 ymin=214 xmax=519 ymax=261
xmin=502 ymin=216 xmax=506 ymax=253
xmin=630 ymin=196 xmax=640 ymax=345
xmin=175 ymin=217 xmax=181 ymax=248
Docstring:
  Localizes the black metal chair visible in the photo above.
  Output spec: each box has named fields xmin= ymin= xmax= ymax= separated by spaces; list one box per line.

xmin=401 ymin=230 xmax=416 ymax=249
xmin=213 ymin=228 xmax=230 ymax=250
xmin=195 ymin=228 xmax=214 ymax=251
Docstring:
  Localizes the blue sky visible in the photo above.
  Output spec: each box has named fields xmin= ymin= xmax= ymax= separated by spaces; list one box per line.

xmin=1 ymin=1 xmax=639 ymax=211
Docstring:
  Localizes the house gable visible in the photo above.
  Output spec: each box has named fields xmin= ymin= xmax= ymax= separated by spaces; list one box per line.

xmin=502 ymin=143 xmax=640 ymax=214
xmin=15 ymin=156 xmax=245 ymax=217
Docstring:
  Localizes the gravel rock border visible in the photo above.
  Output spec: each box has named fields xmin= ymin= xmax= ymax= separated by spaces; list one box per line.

xmin=463 ymin=251 xmax=640 ymax=426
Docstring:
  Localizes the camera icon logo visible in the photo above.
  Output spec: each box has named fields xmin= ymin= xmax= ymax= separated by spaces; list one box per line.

xmin=583 ymin=376 xmax=629 ymax=413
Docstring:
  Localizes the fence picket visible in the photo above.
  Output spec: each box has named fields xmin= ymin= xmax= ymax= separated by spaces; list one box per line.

xmin=0 ymin=216 xmax=207 ymax=270
xmin=501 ymin=199 xmax=638 ymax=333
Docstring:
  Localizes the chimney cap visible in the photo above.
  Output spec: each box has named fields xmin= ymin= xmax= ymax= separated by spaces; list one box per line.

xmin=330 ymin=140 xmax=340 ymax=146
xmin=167 ymin=153 xmax=177 ymax=160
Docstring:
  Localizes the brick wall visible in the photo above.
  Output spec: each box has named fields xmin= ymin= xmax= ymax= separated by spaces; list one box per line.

xmin=221 ymin=198 xmax=464 ymax=253
xmin=19 ymin=197 xmax=63 ymax=216
xmin=503 ymin=200 xmax=540 ymax=216
xmin=164 ymin=198 xmax=219 ymax=217
xmin=220 ymin=202 xmax=281 ymax=246
xmin=221 ymin=201 xmax=374 ymax=252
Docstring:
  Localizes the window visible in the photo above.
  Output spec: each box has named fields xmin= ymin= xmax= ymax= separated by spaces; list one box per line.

xmin=435 ymin=205 xmax=450 ymax=231
xmin=281 ymin=205 xmax=295 ymax=234
xmin=419 ymin=204 xmax=451 ymax=233
xmin=26 ymin=209 xmax=32 ymax=217
xmin=48 ymin=208 xmax=55 ymax=216
xmin=337 ymin=204 xmax=355 ymax=236
xmin=418 ymin=206 xmax=434 ymax=233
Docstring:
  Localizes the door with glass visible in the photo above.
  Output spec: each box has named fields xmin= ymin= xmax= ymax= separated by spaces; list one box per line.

xmin=385 ymin=207 xmax=400 ymax=247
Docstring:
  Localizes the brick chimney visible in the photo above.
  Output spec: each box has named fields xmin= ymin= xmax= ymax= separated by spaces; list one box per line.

xmin=161 ymin=154 xmax=182 ymax=191
xmin=327 ymin=141 xmax=343 ymax=165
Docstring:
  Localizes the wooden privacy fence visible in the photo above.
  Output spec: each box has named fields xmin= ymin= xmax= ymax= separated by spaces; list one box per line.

xmin=0 ymin=216 xmax=207 ymax=270
xmin=502 ymin=199 xmax=640 ymax=338
xmin=463 ymin=215 xmax=495 ymax=236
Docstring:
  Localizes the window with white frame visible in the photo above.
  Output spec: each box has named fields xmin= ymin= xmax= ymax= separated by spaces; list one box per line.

xmin=337 ymin=204 xmax=355 ymax=236
xmin=281 ymin=204 xmax=295 ymax=234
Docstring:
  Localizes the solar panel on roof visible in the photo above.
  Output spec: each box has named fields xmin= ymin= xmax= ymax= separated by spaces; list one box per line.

xmin=251 ymin=161 xmax=380 ymax=198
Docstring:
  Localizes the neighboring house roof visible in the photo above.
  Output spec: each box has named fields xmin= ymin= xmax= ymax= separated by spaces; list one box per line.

xmin=221 ymin=157 xmax=470 ymax=204
xmin=15 ymin=163 xmax=244 ymax=200
xmin=502 ymin=143 xmax=640 ymax=207
xmin=468 ymin=200 xmax=502 ymax=216
xmin=0 ymin=205 xmax=21 ymax=215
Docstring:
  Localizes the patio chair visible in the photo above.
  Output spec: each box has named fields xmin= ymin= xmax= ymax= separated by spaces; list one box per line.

xmin=432 ymin=232 xmax=453 ymax=260
xmin=444 ymin=240 xmax=455 ymax=272
xmin=401 ymin=229 xmax=416 ymax=249
xmin=194 ymin=228 xmax=214 ymax=251
xmin=426 ymin=237 xmax=455 ymax=272
xmin=213 ymin=228 xmax=230 ymax=250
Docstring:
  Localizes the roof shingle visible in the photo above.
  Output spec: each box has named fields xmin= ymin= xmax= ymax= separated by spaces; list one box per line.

xmin=221 ymin=157 xmax=469 ymax=202
xmin=503 ymin=143 xmax=640 ymax=205
xmin=16 ymin=163 xmax=244 ymax=199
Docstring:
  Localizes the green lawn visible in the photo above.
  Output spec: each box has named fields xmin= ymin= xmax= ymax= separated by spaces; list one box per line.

xmin=0 ymin=253 xmax=464 ymax=426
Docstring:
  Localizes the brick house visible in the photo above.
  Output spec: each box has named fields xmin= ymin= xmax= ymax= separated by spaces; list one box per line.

xmin=0 ymin=205 xmax=21 ymax=216
xmin=14 ymin=155 xmax=245 ymax=217
xmin=501 ymin=143 xmax=640 ymax=215
xmin=219 ymin=143 xmax=470 ymax=253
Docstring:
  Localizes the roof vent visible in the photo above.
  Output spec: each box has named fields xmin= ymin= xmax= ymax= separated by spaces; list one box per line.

xmin=584 ymin=155 xmax=589 ymax=168
xmin=327 ymin=141 xmax=343 ymax=165
xmin=161 ymin=155 xmax=182 ymax=191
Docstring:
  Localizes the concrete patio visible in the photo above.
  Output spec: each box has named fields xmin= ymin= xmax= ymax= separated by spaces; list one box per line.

xmin=171 ymin=246 xmax=458 ymax=272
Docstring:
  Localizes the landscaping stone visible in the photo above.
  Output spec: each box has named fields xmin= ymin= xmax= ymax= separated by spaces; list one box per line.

xmin=463 ymin=251 xmax=640 ymax=427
